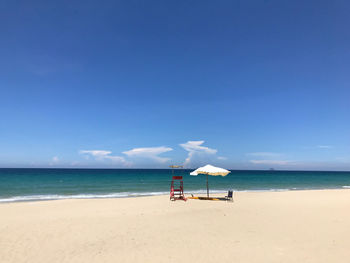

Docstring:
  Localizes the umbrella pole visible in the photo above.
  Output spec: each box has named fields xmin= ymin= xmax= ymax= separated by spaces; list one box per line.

xmin=206 ymin=174 xmax=209 ymax=198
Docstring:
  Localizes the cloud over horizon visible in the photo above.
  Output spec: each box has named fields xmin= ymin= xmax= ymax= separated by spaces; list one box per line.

xmin=79 ymin=150 xmax=130 ymax=166
xmin=317 ymin=145 xmax=333 ymax=149
xmin=80 ymin=146 xmax=173 ymax=167
xmin=247 ymin=152 xmax=282 ymax=158
xmin=249 ymin=160 xmax=292 ymax=166
xmin=246 ymin=151 xmax=292 ymax=167
xmin=122 ymin=146 xmax=173 ymax=163
xmin=49 ymin=156 xmax=60 ymax=166
xmin=180 ymin=140 xmax=217 ymax=167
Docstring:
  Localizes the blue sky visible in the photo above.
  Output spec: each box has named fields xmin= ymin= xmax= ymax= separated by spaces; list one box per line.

xmin=1 ymin=0 xmax=349 ymax=170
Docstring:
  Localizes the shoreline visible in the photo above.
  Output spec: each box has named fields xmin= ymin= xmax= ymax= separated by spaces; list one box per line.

xmin=1 ymin=187 xmax=350 ymax=204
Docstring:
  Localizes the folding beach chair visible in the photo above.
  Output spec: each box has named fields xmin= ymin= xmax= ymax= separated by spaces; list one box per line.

xmin=225 ymin=190 xmax=234 ymax=202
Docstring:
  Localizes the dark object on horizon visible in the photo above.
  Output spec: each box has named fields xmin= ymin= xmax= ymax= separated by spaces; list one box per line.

xmin=269 ymin=168 xmax=275 ymax=171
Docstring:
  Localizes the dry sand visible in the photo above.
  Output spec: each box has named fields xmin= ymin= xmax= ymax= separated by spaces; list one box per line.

xmin=1 ymin=189 xmax=350 ymax=263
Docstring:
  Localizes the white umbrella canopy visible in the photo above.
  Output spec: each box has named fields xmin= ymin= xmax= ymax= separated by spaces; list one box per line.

xmin=190 ymin=164 xmax=231 ymax=197
xmin=190 ymin=164 xmax=230 ymax=176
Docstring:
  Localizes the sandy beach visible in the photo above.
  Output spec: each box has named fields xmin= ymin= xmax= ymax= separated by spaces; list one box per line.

xmin=1 ymin=189 xmax=350 ymax=263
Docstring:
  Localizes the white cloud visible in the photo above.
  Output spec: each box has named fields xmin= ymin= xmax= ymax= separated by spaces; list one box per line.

xmin=105 ymin=155 xmax=129 ymax=163
xmin=217 ymin=156 xmax=227 ymax=160
xmin=317 ymin=145 xmax=332 ymax=149
xmin=250 ymin=160 xmax=291 ymax=165
xmin=79 ymin=146 xmax=173 ymax=166
xmin=247 ymin=152 xmax=290 ymax=166
xmin=180 ymin=141 xmax=217 ymax=167
xmin=79 ymin=150 xmax=130 ymax=166
xmin=123 ymin=146 xmax=173 ymax=163
xmin=49 ymin=156 xmax=60 ymax=165
xmin=79 ymin=150 xmax=111 ymax=159
xmin=334 ymin=156 xmax=350 ymax=163
xmin=247 ymin=152 xmax=282 ymax=158
xmin=70 ymin=161 xmax=80 ymax=166
xmin=180 ymin=141 xmax=217 ymax=154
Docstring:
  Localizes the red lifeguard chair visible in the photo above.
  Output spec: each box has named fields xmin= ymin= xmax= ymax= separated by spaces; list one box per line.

xmin=169 ymin=165 xmax=186 ymax=201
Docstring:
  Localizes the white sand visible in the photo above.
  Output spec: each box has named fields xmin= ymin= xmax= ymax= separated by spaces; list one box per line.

xmin=1 ymin=189 xmax=350 ymax=263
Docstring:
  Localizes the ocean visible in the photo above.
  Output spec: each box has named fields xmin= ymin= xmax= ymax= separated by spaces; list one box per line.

xmin=0 ymin=168 xmax=350 ymax=202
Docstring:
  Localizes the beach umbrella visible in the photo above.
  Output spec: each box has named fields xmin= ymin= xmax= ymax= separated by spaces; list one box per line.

xmin=190 ymin=164 xmax=231 ymax=198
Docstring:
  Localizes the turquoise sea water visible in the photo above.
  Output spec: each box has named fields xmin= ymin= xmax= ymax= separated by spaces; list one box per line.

xmin=0 ymin=168 xmax=350 ymax=202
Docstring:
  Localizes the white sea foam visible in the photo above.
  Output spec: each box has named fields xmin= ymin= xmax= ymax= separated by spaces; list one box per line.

xmin=1 ymin=187 xmax=348 ymax=203
xmin=0 ymin=190 xmax=224 ymax=203
xmin=0 ymin=192 xmax=169 ymax=203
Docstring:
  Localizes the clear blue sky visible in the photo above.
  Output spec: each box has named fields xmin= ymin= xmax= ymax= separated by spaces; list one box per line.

xmin=1 ymin=0 xmax=349 ymax=170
